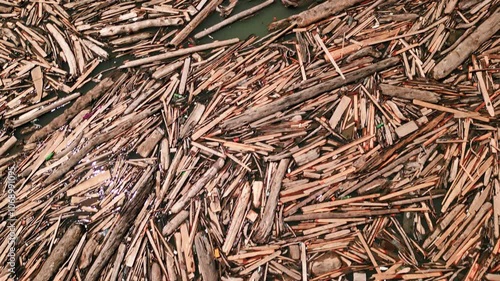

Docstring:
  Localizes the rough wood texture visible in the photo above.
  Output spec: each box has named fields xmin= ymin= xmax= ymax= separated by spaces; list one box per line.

xmin=84 ymin=168 xmax=154 ymax=281
xmin=28 ymin=74 xmax=121 ymax=143
xmin=268 ymin=0 xmax=365 ymax=30
xmin=432 ymin=7 xmax=500 ymax=79
xmin=221 ymin=57 xmax=399 ymax=129
xmin=194 ymin=232 xmax=218 ymax=281
xmin=253 ymin=159 xmax=290 ymax=243
xmin=33 ymin=224 xmax=85 ymax=281
xmin=379 ymin=83 xmax=440 ymax=103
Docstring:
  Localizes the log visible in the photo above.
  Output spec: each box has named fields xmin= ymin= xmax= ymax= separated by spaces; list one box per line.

xmin=0 ymin=136 xmax=16 ymax=156
xmin=162 ymin=210 xmax=189 ymax=236
xmin=28 ymin=74 xmax=121 ymax=143
xmin=194 ymin=0 xmax=274 ymax=39
xmin=84 ymin=168 xmax=154 ymax=281
xmin=221 ymin=57 xmax=400 ymax=129
xmin=170 ymin=0 xmax=223 ymax=46
xmin=194 ymin=232 xmax=218 ymax=281
xmin=432 ymin=8 xmax=500 ymax=79
xmin=120 ymin=39 xmax=239 ymax=68
xmin=268 ymin=0 xmax=365 ymax=31
xmin=33 ymin=224 xmax=85 ymax=281
xmin=379 ymin=84 xmax=440 ymax=103
xmin=100 ymin=18 xmax=183 ymax=37
xmin=253 ymin=159 xmax=290 ymax=243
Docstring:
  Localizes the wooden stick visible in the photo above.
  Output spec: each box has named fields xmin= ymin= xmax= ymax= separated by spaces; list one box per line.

xmin=120 ymin=39 xmax=239 ymax=68
xmin=170 ymin=0 xmax=223 ymax=46
xmin=33 ymin=224 xmax=85 ymax=281
xmin=194 ymin=232 xmax=219 ymax=281
xmin=195 ymin=0 xmax=274 ymax=39
xmin=432 ymin=8 xmax=500 ymax=79
xmin=253 ymin=159 xmax=290 ymax=243
xmin=100 ymin=18 xmax=183 ymax=37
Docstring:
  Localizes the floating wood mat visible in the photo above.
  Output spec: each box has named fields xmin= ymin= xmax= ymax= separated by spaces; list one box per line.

xmin=0 ymin=0 xmax=500 ymax=280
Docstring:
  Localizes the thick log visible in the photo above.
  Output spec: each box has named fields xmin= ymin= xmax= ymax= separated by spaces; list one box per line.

xmin=28 ymin=74 xmax=122 ymax=143
xmin=379 ymin=83 xmax=440 ymax=103
xmin=100 ymin=18 xmax=183 ymax=37
xmin=33 ymin=224 xmax=85 ymax=281
xmin=253 ymin=159 xmax=290 ymax=243
xmin=268 ymin=0 xmax=365 ymax=31
xmin=432 ymin=8 xmax=500 ymax=79
xmin=170 ymin=0 xmax=223 ymax=46
xmin=195 ymin=232 xmax=218 ymax=281
xmin=221 ymin=57 xmax=400 ymax=130
xmin=84 ymin=168 xmax=155 ymax=281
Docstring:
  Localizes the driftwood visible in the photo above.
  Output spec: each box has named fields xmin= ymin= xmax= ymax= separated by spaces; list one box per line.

xmin=221 ymin=57 xmax=399 ymax=129
xmin=46 ymin=23 xmax=78 ymax=76
xmin=268 ymin=0 xmax=365 ymax=30
xmin=194 ymin=0 xmax=275 ymax=39
xmin=170 ymin=158 xmax=225 ymax=213
xmin=84 ymin=168 xmax=154 ymax=281
xmin=28 ymin=74 xmax=121 ymax=143
xmin=170 ymin=0 xmax=224 ymax=46
xmin=162 ymin=210 xmax=189 ymax=236
xmin=432 ymin=7 xmax=500 ymax=79
xmin=100 ymin=18 xmax=184 ymax=37
xmin=379 ymin=83 xmax=440 ymax=103
xmin=253 ymin=159 xmax=290 ymax=243
xmin=194 ymin=232 xmax=218 ymax=281
xmin=33 ymin=224 xmax=85 ymax=281
xmin=120 ymin=39 xmax=239 ymax=68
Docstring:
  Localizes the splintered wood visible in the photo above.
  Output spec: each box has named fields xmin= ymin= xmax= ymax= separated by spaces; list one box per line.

xmin=0 ymin=0 xmax=499 ymax=280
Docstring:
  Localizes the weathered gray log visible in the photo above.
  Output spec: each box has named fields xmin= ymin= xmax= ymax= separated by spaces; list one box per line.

xmin=379 ymin=83 xmax=441 ymax=103
xmin=268 ymin=0 xmax=365 ymax=31
xmin=84 ymin=168 xmax=154 ymax=281
xmin=100 ymin=18 xmax=183 ymax=37
xmin=432 ymin=7 xmax=500 ymax=79
xmin=28 ymin=73 xmax=123 ymax=143
xmin=194 ymin=232 xmax=218 ymax=281
xmin=194 ymin=0 xmax=274 ymax=39
xmin=33 ymin=224 xmax=85 ymax=281
xmin=253 ymin=159 xmax=290 ymax=243
xmin=221 ymin=57 xmax=400 ymax=130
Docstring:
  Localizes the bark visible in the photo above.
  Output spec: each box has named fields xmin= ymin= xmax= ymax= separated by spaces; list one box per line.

xmin=221 ymin=57 xmax=400 ymax=130
xmin=33 ymin=224 xmax=85 ymax=281
xmin=253 ymin=159 xmax=290 ymax=243
xmin=432 ymin=8 xmax=500 ymax=79
xmin=28 ymin=73 xmax=122 ymax=143
xmin=169 ymin=0 xmax=223 ymax=46
xmin=268 ymin=0 xmax=365 ymax=31
xmin=379 ymin=83 xmax=440 ymax=103
xmin=100 ymin=18 xmax=183 ymax=37
xmin=194 ymin=232 xmax=219 ymax=281
xmin=84 ymin=168 xmax=155 ymax=281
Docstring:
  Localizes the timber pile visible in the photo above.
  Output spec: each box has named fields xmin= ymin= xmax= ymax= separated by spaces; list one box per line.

xmin=0 ymin=0 xmax=499 ymax=280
